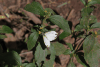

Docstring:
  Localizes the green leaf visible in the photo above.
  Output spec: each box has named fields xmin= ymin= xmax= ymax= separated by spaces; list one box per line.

xmin=80 ymin=0 xmax=86 ymax=5
xmin=83 ymin=35 xmax=95 ymax=56
xmin=0 ymin=34 xmax=7 ymax=39
xmin=80 ymin=16 xmax=89 ymax=27
xmin=67 ymin=61 xmax=76 ymax=67
xmin=87 ymin=0 xmax=100 ymax=6
xmin=84 ymin=41 xmax=100 ymax=67
xmin=43 ymin=60 xmax=54 ymax=67
xmin=25 ymin=63 xmax=36 ymax=67
xmin=81 ymin=7 xmax=93 ymax=17
xmin=35 ymin=43 xmax=47 ymax=66
xmin=89 ymin=15 xmax=97 ymax=25
xmin=49 ymin=15 xmax=71 ymax=36
xmin=59 ymin=31 xmax=70 ymax=40
xmin=49 ymin=44 xmax=56 ymax=60
xmin=66 ymin=43 xmax=73 ymax=50
xmin=24 ymin=1 xmax=44 ymax=16
xmin=52 ymin=42 xmax=66 ymax=55
xmin=0 ymin=51 xmax=21 ymax=65
xmin=27 ymin=29 xmax=39 ymax=50
xmin=0 ymin=25 xmax=13 ymax=33
xmin=44 ymin=8 xmax=56 ymax=15
xmin=97 ymin=30 xmax=100 ymax=35
xmin=91 ymin=22 xmax=100 ymax=29
xmin=75 ymin=55 xmax=88 ymax=67
xmin=63 ymin=49 xmax=71 ymax=55
xmin=22 ymin=63 xmax=28 ymax=66
xmin=44 ymin=44 xmax=56 ymax=67
xmin=74 ymin=24 xmax=84 ymax=31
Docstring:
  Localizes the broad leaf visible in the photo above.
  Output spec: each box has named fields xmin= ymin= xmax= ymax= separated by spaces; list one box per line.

xmin=66 ymin=43 xmax=73 ymax=50
xmin=0 ymin=51 xmax=21 ymax=65
xmin=52 ymin=42 xmax=66 ymax=55
xmin=49 ymin=44 xmax=56 ymax=60
xmin=63 ymin=49 xmax=71 ymax=55
xmin=44 ymin=44 xmax=56 ymax=67
xmin=49 ymin=15 xmax=71 ymax=37
xmin=35 ymin=43 xmax=47 ymax=66
xmin=59 ymin=31 xmax=70 ymax=40
xmin=84 ymin=41 xmax=100 ymax=67
xmin=67 ymin=61 xmax=76 ymax=67
xmin=97 ymin=30 xmax=100 ymax=35
xmin=0 ymin=34 xmax=7 ymax=39
xmin=83 ymin=35 xmax=95 ymax=56
xmin=81 ymin=7 xmax=93 ymax=17
xmin=24 ymin=1 xmax=44 ymax=16
xmin=91 ymin=22 xmax=100 ymax=29
xmin=87 ymin=0 xmax=100 ymax=6
xmin=75 ymin=54 xmax=88 ymax=67
xmin=43 ymin=60 xmax=54 ymax=67
xmin=0 ymin=25 xmax=13 ymax=33
xmin=25 ymin=63 xmax=36 ymax=67
xmin=89 ymin=15 xmax=97 ymax=25
xmin=44 ymin=8 xmax=56 ymax=15
xmin=27 ymin=29 xmax=39 ymax=50
xmin=80 ymin=0 xmax=86 ymax=5
xmin=74 ymin=24 xmax=84 ymax=31
xmin=22 ymin=63 xmax=28 ymax=67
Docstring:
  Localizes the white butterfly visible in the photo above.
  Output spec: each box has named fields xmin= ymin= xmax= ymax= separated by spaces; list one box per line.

xmin=43 ymin=31 xmax=58 ymax=47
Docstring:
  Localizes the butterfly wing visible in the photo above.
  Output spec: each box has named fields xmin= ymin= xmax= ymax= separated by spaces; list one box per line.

xmin=43 ymin=36 xmax=50 ymax=47
xmin=45 ymin=31 xmax=58 ymax=41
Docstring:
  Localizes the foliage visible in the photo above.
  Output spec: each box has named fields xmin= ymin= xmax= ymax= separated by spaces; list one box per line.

xmin=0 ymin=0 xmax=100 ymax=67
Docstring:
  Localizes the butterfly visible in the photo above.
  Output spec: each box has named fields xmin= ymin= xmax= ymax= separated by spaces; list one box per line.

xmin=43 ymin=31 xmax=58 ymax=47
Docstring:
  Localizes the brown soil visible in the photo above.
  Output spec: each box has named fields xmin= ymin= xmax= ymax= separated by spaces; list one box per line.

xmin=0 ymin=0 xmax=100 ymax=67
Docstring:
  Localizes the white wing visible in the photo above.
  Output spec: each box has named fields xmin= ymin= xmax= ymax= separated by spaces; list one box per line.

xmin=43 ymin=36 xmax=50 ymax=47
xmin=45 ymin=31 xmax=58 ymax=41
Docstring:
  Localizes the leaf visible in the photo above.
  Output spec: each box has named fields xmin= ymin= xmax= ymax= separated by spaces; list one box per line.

xmin=27 ymin=29 xmax=39 ymax=50
xmin=52 ymin=42 xmax=66 ymax=55
xmin=49 ymin=44 xmax=56 ymax=60
xmin=81 ymin=7 xmax=93 ymax=17
xmin=87 ymin=0 xmax=100 ymax=6
xmin=59 ymin=31 xmax=70 ymax=40
xmin=97 ymin=30 xmax=100 ymax=35
xmin=67 ymin=61 xmax=76 ymax=67
xmin=35 ymin=43 xmax=47 ymax=66
xmin=49 ymin=15 xmax=71 ymax=36
xmin=63 ymin=49 xmax=71 ymax=55
xmin=66 ymin=43 xmax=73 ymax=50
xmin=43 ymin=60 xmax=54 ymax=67
xmin=75 ymin=54 xmax=88 ymax=67
xmin=80 ymin=16 xmax=89 ymax=27
xmin=83 ymin=35 xmax=95 ymax=56
xmin=0 ymin=25 xmax=13 ymax=33
xmin=91 ymin=22 xmax=100 ymax=29
xmin=0 ymin=51 xmax=21 ymax=66
xmin=0 ymin=34 xmax=7 ymax=39
xmin=74 ymin=24 xmax=84 ymax=31
xmin=89 ymin=15 xmax=97 ymax=25
xmin=25 ymin=63 xmax=36 ymax=67
xmin=44 ymin=44 xmax=56 ymax=67
xmin=80 ymin=0 xmax=86 ymax=5
xmin=22 ymin=63 xmax=28 ymax=67
xmin=24 ymin=1 xmax=44 ymax=16
xmin=84 ymin=42 xmax=100 ymax=67
xmin=44 ymin=8 xmax=56 ymax=15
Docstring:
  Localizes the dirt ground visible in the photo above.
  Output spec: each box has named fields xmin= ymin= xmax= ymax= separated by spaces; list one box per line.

xmin=0 ymin=0 xmax=100 ymax=67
